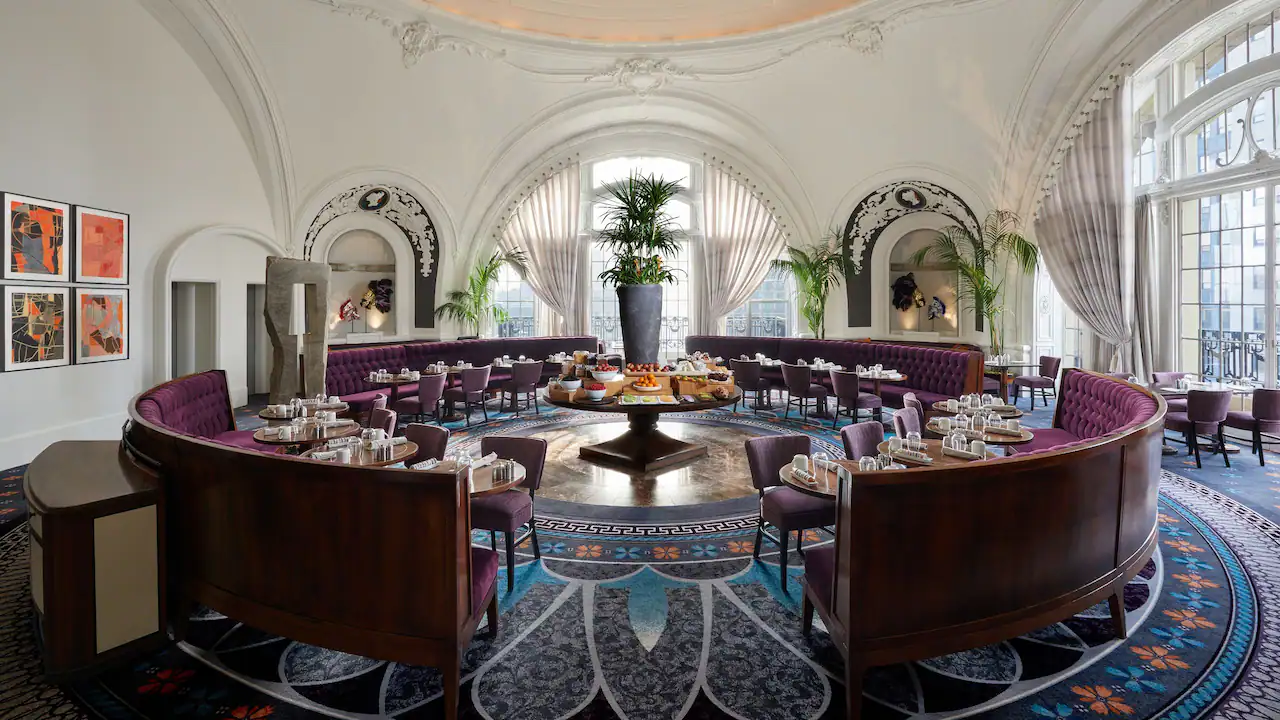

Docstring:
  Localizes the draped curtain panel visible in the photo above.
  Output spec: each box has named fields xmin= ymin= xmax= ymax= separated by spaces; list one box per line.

xmin=693 ymin=163 xmax=788 ymax=335
xmin=1035 ymin=87 xmax=1133 ymax=373
xmin=1132 ymin=194 xmax=1168 ymax=380
xmin=499 ymin=163 xmax=587 ymax=335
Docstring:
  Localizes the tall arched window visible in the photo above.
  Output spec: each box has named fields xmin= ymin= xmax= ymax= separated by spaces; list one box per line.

xmin=494 ymin=264 xmax=536 ymax=337
xmin=725 ymin=265 xmax=794 ymax=337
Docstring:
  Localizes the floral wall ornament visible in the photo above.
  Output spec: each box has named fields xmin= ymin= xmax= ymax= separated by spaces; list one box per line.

xmin=360 ymin=278 xmax=393 ymax=313
xmin=927 ymin=296 xmax=946 ymax=320
xmin=339 ymin=298 xmax=360 ymax=322
xmin=891 ymin=273 xmax=922 ymax=311
xmin=584 ymin=57 xmax=694 ymax=97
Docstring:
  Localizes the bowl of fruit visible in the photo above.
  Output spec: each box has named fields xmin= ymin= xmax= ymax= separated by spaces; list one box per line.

xmin=591 ymin=362 xmax=621 ymax=382
xmin=707 ymin=371 xmax=731 ymax=383
xmin=583 ymin=382 xmax=608 ymax=401
xmin=632 ymin=374 xmax=663 ymax=392
xmin=557 ymin=374 xmax=582 ymax=392
xmin=626 ymin=362 xmax=665 ymax=375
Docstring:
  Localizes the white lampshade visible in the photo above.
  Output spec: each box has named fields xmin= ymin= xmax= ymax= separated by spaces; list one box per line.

xmin=289 ymin=283 xmax=307 ymax=336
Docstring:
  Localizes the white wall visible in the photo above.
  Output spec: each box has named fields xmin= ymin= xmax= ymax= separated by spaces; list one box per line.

xmin=0 ymin=0 xmax=273 ymax=469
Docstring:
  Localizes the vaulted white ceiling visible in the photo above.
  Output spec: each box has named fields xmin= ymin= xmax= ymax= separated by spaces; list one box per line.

xmin=414 ymin=0 xmax=864 ymax=42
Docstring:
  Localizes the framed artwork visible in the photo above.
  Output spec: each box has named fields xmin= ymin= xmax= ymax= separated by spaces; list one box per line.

xmin=2 ymin=285 xmax=70 ymax=371
xmin=74 ymin=287 xmax=128 ymax=364
xmin=74 ymin=206 xmax=129 ymax=284
xmin=3 ymin=193 xmax=70 ymax=282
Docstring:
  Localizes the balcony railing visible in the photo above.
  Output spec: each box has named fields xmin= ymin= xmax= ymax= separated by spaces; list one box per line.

xmin=725 ymin=315 xmax=788 ymax=338
xmin=498 ymin=316 xmax=535 ymax=338
xmin=1198 ymin=331 xmax=1266 ymax=383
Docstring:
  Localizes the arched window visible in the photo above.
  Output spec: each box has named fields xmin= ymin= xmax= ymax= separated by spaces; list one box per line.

xmin=1181 ymin=13 xmax=1280 ymax=97
xmin=725 ymin=265 xmax=793 ymax=337
xmin=494 ymin=264 xmax=536 ymax=337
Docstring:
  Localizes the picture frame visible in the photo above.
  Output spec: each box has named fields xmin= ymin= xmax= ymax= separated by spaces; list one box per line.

xmin=74 ymin=205 xmax=129 ymax=284
xmin=73 ymin=287 xmax=128 ymax=364
xmin=2 ymin=285 xmax=70 ymax=371
xmin=3 ymin=193 xmax=71 ymax=283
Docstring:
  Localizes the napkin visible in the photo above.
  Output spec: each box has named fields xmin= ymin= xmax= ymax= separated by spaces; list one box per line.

xmin=310 ymin=450 xmax=338 ymax=461
xmin=261 ymin=427 xmax=282 ymax=437
xmin=984 ymin=425 xmax=1023 ymax=437
xmin=389 ymin=436 xmax=409 ymax=446
xmin=327 ymin=437 xmax=358 ymax=449
xmin=321 ymin=419 xmax=354 ymax=428
xmin=471 ymin=451 xmax=498 ymax=469
xmin=411 ymin=458 xmax=440 ymax=470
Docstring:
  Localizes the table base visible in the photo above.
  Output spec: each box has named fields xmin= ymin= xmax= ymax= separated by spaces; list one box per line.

xmin=578 ymin=413 xmax=707 ymax=474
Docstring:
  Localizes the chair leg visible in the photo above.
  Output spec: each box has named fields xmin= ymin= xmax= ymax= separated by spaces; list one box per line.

xmin=465 ymin=401 xmax=473 ymax=427
xmin=1191 ymin=432 xmax=1202 ymax=468
xmin=485 ymin=593 xmax=499 ymax=638
xmin=1108 ymin=590 xmax=1127 ymax=640
xmin=753 ymin=522 xmax=764 ymax=560
xmin=482 ymin=398 xmax=490 ymax=423
xmin=1259 ymin=427 xmax=1267 ymax=466
xmin=801 ymin=592 xmax=815 ymax=635
xmin=779 ymin=529 xmax=790 ymax=593
xmin=832 ymin=400 xmax=841 ymax=429
xmin=1218 ymin=425 xmax=1231 ymax=468
xmin=490 ymin=530 xmax=497 ymax=551
xmin=796 ymin=529 xmax=804 ymax=556
xmin=530 ymin=519 xmax=541 ymax=559
xmin=533 ymin=391 xmax=540 ymax=415
xmin=512 ymin=391 xmax=520 ymax=417
xmin=505 ymin=532 xmax=516 ymax=593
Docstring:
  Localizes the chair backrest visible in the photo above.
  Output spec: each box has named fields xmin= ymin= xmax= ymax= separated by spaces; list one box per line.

xmin=744 ymin=434 xmax=811 ymax=491
xmin=371 ymin=393 xmax=388 ymax=411
xmin=405 ymin=423 xmax=449 ymax=466
xmin=780 ymin=362 xmax=813 ymax=394
xmin=418 ymin=373 xmax=447 ymax=405
xmin=370 ymin=408 xmax=397 ymax=436
xmin=1253 ymin=388 xmax=1280 ymax=421
xmin=892 ymin=407 xmax=921 ymax=437
xmin=1039 ymin=356 xmax=1062 ymax=379
xmin=841 ymin=421 xmax=884 ymax=460
xmin=1186 ymin=389 xmax=1232 ymax=423
xmin=1151 ymin=371 xmax=1189 ymax=388
xmin=481 ymin=435 xmax=549 ymax=492
xmin=903 ymin=392 xmax=925 ymax=428
xmin=730 ymin=359 xmax=762 ymax=387
xmin=829 ymin=368 xmax=860 ymax=398
xmin=510 ymin=360 xmax=543 ymax=387
xmin=461 ymin=365 xmax=493 ymax=393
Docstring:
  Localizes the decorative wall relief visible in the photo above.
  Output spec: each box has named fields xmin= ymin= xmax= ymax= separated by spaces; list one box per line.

xmin=302 ymin=184 xmax=440 ymax=328
xmin=841 ymin=180 xmax=980 ymax=327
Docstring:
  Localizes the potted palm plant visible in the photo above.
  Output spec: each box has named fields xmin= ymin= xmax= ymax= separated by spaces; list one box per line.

xmin=434 ymin=249 xmax=527 ymax=338
xmin=908 ymin=210 xmax=1038 ymax=355
xmin=772 ymin=234 xmax=845 ymax=339
xmin=596 ymin=173 xmax=684 ymax=364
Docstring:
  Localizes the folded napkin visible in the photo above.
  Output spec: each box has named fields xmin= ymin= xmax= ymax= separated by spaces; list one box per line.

xmin=411 ymin=458 xmax=440 ymax=470
xmin=471 ymin=451 xmax=498 ymax=469
xmin=984 ymin=425 xmax=1024 ymax=437
xmin=310 ymin=450 xmax=338 ymax=461
xmin=942 ymin=446 xmax=983 ymax=460
xmin=389 ymin=436 xmax=409 ymax=446
xmin=260 ymin=427 xmax=282 ymax=438
xmin=327 ymin=437 xmax=358 ymax=449
xmin=891 ymin=450 xmax=932 ymax=464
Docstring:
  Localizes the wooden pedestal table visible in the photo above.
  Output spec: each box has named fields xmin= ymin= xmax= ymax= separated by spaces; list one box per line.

xmin=253 ymin=421 xmax=361 ymax=453
xmin=875 ymin=439 xmax=1001 ymax=467
xmin=545 ymin=388 xmax=742 ymax=473
xmin=300 ymin=440 xmax=418 ymax=467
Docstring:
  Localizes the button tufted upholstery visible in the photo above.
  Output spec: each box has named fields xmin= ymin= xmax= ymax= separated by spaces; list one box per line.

xmin=1011 ymin=370 xmax=1160 ymax=456
xmin=135 ymin=370 xmax=235 ymax=439
xmin=325 ymin=346 xmax=409 ymax=397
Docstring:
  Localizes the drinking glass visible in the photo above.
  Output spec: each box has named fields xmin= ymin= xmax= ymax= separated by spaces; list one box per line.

xmin=888 ymin=437 xmax=903 ymax=453
xmin=812 ymin=451 xmax=830 ymax=472
xmin=858 ymin=456 xmax=877 ymax=471
xmin=906 ymin=431 xmax=922 ymax=452
xmin=876 ymin=453 xmax=893 ymax=470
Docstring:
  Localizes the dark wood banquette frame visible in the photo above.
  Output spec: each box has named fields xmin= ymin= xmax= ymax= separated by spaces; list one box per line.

xmin=123 ymin=373 xmax=495 ymax=718
xmin=805 ymin=370 xmax=1167 ymax=719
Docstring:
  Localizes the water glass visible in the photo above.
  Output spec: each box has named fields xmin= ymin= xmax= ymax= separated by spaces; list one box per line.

xmin=858 ymin=456 xmax=877 ymax=471
xmin=906 ymin=431 xmax=922 ymax=452
xmin=812 ymin=451 xmax=830 ymax=472
xmin=970 ymin=440 xmax=987 ymax=456
xmin=946 ymin=398 xmax=959 ymax=412
xmin=876 ymin=453 xmax=893 ymax=470
xmin=887 ymin=437 xmax=903 ymax=453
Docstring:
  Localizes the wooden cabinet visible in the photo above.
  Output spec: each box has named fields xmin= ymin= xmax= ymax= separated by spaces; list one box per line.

xmin=25 ymin=441 xmax=167 ymax=679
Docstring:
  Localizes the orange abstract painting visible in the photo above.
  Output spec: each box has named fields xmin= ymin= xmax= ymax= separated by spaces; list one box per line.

xmin=4 ymin=286 xmax=69 ymax=369
xmin=75 ymin=289 xmax=127 ymax=363
xmin=75 ymin=206 xmax=129 ymax=283
xmin=4 ymin=194 xmax=69 ymax=281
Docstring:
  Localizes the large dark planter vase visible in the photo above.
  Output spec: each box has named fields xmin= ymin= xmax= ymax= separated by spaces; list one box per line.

xmin=617 ymin=284 xmax=662 ymax=364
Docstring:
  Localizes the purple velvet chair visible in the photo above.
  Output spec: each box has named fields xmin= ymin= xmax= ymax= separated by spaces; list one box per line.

xmin=394 ymin=373 xmax=447 ymax=423
xmin=404 ymin=423 xmax=449 ymax=466
xmin=1164 ymin=389 xmax=1232 ymax=468
xmin=1151 ymin=371 xmax=1192 ymax=412
xmin=471 ymin=436 xmax=547 ymax=592
xmin=781 ymin=362 xmax=828 ymax=423
xmin=1012 ymin=356 xmax=1061 ymax=409
xmin=501 ymin=361 xmax=543 ymax=417
xmin=745 ymin=434 xmax=835 ymax=590
xmin=369 ymin=408 xmax=398 ymax=437
xmin=1223 ymin=388 xmax=1280 ymax=466
xmin=730 ymin=359 xmax=772 ymax=413
xmin=903 ymin=392 xmax=926 ymax=426
xmin=892 ymin=407 xmax=921 ymax=438
xmin=829 ymin=369 xmax=882 ymax=429
xmin=371 ymin=394 xmax=388 ymax=411
xmin=444 ymin=365 xmax=493 ymax=427
xmin=840 ymin=421 xmax=884 ymax=461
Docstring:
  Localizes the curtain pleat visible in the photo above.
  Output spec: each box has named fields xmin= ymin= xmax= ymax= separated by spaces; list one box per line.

xmin=499 ymin=164 xmax=587 ymax=335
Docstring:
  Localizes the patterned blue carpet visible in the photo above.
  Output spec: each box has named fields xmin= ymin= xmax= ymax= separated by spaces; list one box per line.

xmin=0 ymin=396 xmax=1278 ymax=719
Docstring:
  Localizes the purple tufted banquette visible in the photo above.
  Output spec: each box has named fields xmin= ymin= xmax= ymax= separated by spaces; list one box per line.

xmin=134 ymin=370 xmax=272 ymax=452
xmin=1011 ymin=370 xmax=1160 ymax=455
xmin=685 ymin=335 xmax=984 ymax=407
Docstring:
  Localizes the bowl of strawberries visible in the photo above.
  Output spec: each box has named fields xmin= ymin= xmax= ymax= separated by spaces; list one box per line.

xmin=583 ymin=382 xmax=608 ymax=401
xmin=591 ymin=362 xmax=621 ymax=382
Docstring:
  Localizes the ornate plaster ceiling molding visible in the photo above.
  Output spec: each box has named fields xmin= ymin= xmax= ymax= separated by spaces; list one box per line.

xmin=306 ymin=0 xmax=504 ymax=66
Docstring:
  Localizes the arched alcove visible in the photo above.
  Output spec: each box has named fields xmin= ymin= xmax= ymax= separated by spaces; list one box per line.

xmin=866 ymin=211 xmax=970 ymax=342
xmin=886 ymin=228 xmax=960 ymax=338
xmin=308 ymin=212 xmax=416 ymax=342
xmin=326 ymin=229 xmax=397 ymax=341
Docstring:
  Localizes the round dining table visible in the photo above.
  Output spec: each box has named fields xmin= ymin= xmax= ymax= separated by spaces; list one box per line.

xmin=258 ymin=402 xmax=350 ymax=424
xmin=983 ymin=361 xmax=1042 ymax=402
xmin=857 ymin=371 xmax=908 ymax=398
xmin=778 ymin=462 xmax=845 ymax=498
xmin=300 ymin=440 xmax=418 ymax=467
xmin=930 ymin=400 xmax=1024 ymax=419
xmin=253 ymin=421 xmax=362 ymax=449
xmin=923 ymin=420 xmax=1034 ymax=445
xmin=876 ymin=439 xmax=1001 ymax=467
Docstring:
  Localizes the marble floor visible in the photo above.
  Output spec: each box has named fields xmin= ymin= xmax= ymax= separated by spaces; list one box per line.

xmin=528 ymin=420 xmax=760 ymax=506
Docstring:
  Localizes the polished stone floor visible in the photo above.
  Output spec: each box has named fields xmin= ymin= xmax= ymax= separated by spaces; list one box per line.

xmin=529 ymin=420 xmax=760 ymax=506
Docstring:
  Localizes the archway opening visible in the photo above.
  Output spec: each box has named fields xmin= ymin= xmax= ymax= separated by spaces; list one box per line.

xmin=887 ymin=229 xmax=960 ymax=338
xmin=326 ymin=229 xmax=397 ymax=342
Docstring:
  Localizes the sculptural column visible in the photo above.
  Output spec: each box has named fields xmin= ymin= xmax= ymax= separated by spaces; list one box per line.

xmin=264 ymin=257 xmax=331 ymax=404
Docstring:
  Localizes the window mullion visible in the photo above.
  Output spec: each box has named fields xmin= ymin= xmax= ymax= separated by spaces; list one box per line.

xmin=1267 ymin=184 xmax=1277 ymax=388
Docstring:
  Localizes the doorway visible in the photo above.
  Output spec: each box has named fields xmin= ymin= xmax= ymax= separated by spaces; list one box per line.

xmin=170 ymin=282 xmax=217 ymax=377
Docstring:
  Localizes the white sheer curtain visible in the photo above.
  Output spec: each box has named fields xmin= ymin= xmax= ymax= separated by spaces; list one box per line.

xmin=499 ymin=163 xmax=588 ymax=335
xmin=693 ymin=164 xmax=788 ymax=335
xmin=1035 ymin=81 xmax=1135 ymax=373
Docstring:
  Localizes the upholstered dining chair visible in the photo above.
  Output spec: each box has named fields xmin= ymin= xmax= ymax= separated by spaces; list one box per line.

xmin=1012 ymin=356 xmax=1062 ymax=409
xmin=501 ymin=361 xmax=543 ymax=417
xmin=471 ymin=436 xmax=548 ymax=592
xmin=781 ymin=362 xmax=829 ymax=423
xmin=1164 ymin=389 xmax=1232 ymax=468
xmin=394 ymin=373 xmax=447 ymax=424
xmin=369 ymin=408 xmax=398 ymax=437
xmin=891 ymin=407 xmax=921 ymax=438
xmin=903 ymin=392 xmax=926 ymax=428
xmin=1151 ymin=371 xmax=1192 ymax=412
xmin=840 ymin=421 xmax=884 ymax=461
xmin=371 ymin=393 xmax=388 ymax=411
xmin=1223 ymin=388 xmax=1280 ymax=466
xmin=404 ymin=423 xmax=449 ymax=466
xmin=444 ymin=365 xmax=493 ymax=427
xmin=744 ymin=435 xmax=835 ymax=590
xmin=730 ymin=359 xmax=771 ymax=414
xmin=829 ymin=369 xmax=882 ymax=429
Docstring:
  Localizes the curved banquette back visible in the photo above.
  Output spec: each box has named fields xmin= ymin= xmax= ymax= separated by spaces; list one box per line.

xmin=125 ymin=372 xmax=480 ymax=667
xmin=827 ymin=370 xmax=1165 ymax=665
xmin=134 ymin=369 xmax=235 ymax=439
